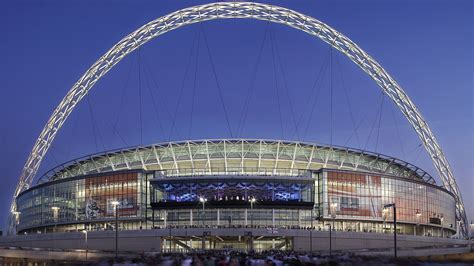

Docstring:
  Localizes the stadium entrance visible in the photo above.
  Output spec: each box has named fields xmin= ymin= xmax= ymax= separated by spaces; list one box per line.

xmin=162 ymin=235 xmax=292 ymax=253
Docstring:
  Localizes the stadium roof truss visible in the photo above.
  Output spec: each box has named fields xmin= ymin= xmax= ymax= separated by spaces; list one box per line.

xmin=8 ymin=2 xmax=468 ymax=237
xmin=37 ymin=139 xmax=434 ymax=183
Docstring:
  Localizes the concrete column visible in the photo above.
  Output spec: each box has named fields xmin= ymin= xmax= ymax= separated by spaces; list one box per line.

xmin=298 ymin=210 xmax=301 ymax=227
xmin=245 ymin=209 xmax=248 ymax=226
xmin=272 ymin=209 xmax=275 ymax=227
xmin=217 ymin=209 xmax=220 ymax=226
xmin=164 ymin=211 xmax=167 ymax=228
xmin=75 ymin=182 xmax=79 ymax=221
xmin=190 ymin=210 xmax=193 ymax=226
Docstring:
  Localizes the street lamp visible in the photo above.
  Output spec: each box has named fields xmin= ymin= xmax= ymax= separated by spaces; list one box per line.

xmin=51 ymin=206 xmax=60 ymax=233
xmin=330 ymin=203 xmax=337 ymax=230
xmin=327 ymin=202 xmax=337 ymax=257
xmin=199 ymin=197 xmax=207 ymax=227
xmin=199 ymin=197 xmax=208 ymax=251
xmin=168 ymin=216 xmax=172 ymax=253
xmin=310 ymin=209 xmax=314 ymax=254
xmin=249 ymin=197 xmax=256 ymax=228
xmin=82 ymin=230 xmax=88 ymax=262
xmin=440 ymin=214 xmax=444 ymax=238
xmin=330 ymin=202 xmax=337 ymax=253
xmin=248 ymin=197 xmax=257 ymax=252
xmin=415 ymin=209 xmax=421 ymax=236
xmin=325 ymin=223 xmax=332 ymax=257
xmin=383 ymin=203 xmax=397 ymax=260
xmin=111 ymin=200 xmax=120 ymax=260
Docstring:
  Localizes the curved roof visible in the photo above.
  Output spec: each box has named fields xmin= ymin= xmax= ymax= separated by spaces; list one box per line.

xmin=38 ymin=139 xmax=435 ymax=185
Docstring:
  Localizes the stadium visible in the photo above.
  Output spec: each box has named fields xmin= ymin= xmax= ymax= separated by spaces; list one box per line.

xmin=13 ymin=139 xmax=457 ymax=251
xmin=2 ymin=1 xmax=469 ymax=257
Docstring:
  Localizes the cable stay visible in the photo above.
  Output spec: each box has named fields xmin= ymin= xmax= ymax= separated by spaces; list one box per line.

xmin=270 ymin=28 xmax=301 ymax=141
xmin=344 ymin=93 xmax=384 ymax=150
xmin=406 ymin=143 xmax=424 ymax=168
xmin=138 ymin=47 xmax=143 ymax=145
xmin=86 ymin=95 xmax=106 ymax=152
xmin=64 ymin=108 xmax=80 ymax=159
xmin=407 ymin=142 xmax=423 ymax=155
xmin=269 ymin=28 xmax=285 ymax=139
xmin=236 ymin=22 xmax=271 ymax=138
xmin=391 ymin=108 xmax=406 ymax=158
xmin=334 ymin=53 xmax=361 ymax=149
xmin=296 ymin=48 xmax=332 ymax=141
xmin=189 ymin=28 xmax=201 ymax=139
xmin=167 ymin=28 xmax=201 ymax=141
xmin=374 ymin=93 xmax=385 ymax=153
xmin=109 ymin=53 xmax=135 ymax=148
xmin=411 ymin=143 xmax=425 ymax=165
xmin=301 ymin=57 xmax=330 ymax=141
xmin=142 ymin=56 xmax=180 ymax=141
xmin=362 ymin=93 xmax=385 ymax=151
xmin=49 ymin=145 xmax=64 ymax=167
xmin=141 ymin=57 xmax=166 ymax=143
xmin=330 ymin=46 xmax=334 ymax=147
xmin=200 ymin=23 xmax=234 ymax=138
xmin=40 ymin=145 xmax=63 ymax=181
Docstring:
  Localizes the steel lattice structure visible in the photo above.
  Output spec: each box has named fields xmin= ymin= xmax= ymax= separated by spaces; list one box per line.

xmin=8 ymin=2 xmax=468 ymax=237
xmin=36 ymin=139 xmax=436 ymax=184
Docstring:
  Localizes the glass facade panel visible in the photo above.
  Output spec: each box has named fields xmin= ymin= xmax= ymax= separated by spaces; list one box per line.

xmin=17 ymin=171 xmax=142 ymax=232
xmin=15 ymin=168 xmax=456 ymax=238
xmin=324 ymin=170 xmax=456 ymax=229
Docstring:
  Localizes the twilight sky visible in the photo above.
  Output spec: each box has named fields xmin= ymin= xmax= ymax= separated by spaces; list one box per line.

xmin=0 ymin=0 xmax=472 ymax=232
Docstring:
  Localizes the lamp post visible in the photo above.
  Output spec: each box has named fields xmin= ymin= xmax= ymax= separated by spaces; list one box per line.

xmin=330 ymin=203 xmax=337 ymax=230
xmin=199 ymin=197 xmax=207 ymax=251
xmin=51 ymin=206 xmax=60 ymax=233
xmin=82 ymin=230 xmax=88 ymax=262
xmin=325 ymin=223 xmax=332 ymax=257
xmin=310 ymin=209 xmax=314 ymax=254
xmin=111 ymin=200 xmax=120 ymax=260
xmin=199 ymin=197 xmax=207 ymax=227
xmin=249 ymin=197 xmax=256 ymax=228
xmin=383 ymin=203 xmax=397 ymax=260
xmin=330 ymin=202 xmax=337 ymax=254
xmin=415 ymin=209 xmax=421 ymax=236
xmin=168 ymin=219 xmax=172 ymax=253
xmin=249 ymin=197 xmax=256 ymax=252
xmin=440 ymin=214 xmax=444 ymax=238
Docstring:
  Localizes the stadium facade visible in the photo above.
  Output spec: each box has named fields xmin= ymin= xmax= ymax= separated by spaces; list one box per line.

xmin=13 ymin=139 xmax=457 ymax=251
xmin=5 ymin=2 xmax=469 ymax=255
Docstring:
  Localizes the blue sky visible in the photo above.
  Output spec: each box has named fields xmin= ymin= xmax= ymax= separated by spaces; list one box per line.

xmin=0 ymin=0 xmax=472 ymax=232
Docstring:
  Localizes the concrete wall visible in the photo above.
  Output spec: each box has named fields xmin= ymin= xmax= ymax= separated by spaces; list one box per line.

xmin=291 ymin=230 xmax=468 ymax=252
xmin=0 ymin=229 xmax=468 ymax=253
xmin=0 ymin=230 xmax=162 ymax=252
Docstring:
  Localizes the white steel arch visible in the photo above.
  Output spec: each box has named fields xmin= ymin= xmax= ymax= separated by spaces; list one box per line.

xmin=8 ymin=2 xmax=468 ymax=237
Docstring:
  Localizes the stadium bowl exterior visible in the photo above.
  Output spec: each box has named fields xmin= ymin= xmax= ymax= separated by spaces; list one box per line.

xmin=14 ymin=139 xmax=457 ymax=251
